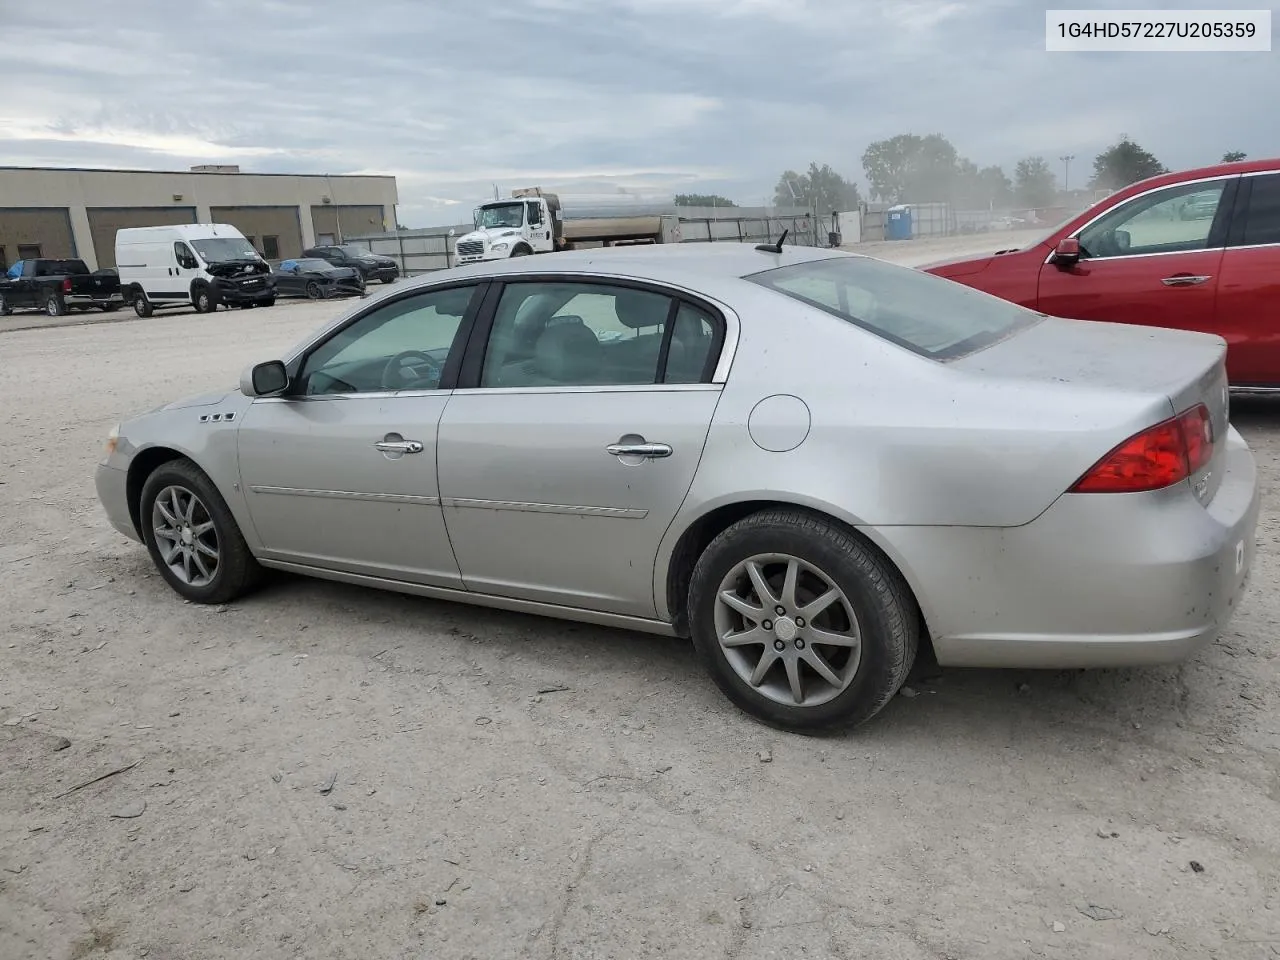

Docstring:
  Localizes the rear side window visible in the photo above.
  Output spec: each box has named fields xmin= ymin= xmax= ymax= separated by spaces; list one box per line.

xmin=1242 ymin=174 xmax=1280 ymax=246
xmin=747 ymin=255 xmax=1041 ymax=361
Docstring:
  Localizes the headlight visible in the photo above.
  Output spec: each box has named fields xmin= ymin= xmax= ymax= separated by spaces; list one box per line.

xmin=491 ymin=242 xmax=509 ymax=252
xmin=102 ymin=423 xmax=120 ymax=463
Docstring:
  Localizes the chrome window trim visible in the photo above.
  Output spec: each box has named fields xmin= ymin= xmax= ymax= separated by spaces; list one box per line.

xmin=278 ymin=268 xmax=743 ymax=386
xmin=1041 ymin=173 xmax=1238 ymax=266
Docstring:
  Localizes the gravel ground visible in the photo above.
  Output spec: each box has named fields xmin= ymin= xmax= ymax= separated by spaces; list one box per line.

xmin=1 ymin=243 xmax=1278 ymax=960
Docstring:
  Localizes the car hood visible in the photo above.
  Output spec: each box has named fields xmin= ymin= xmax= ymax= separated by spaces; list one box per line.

xmin=920 ymin=243 xmax=1040 ymax=276
xmin=457 ymin=229 xmax=520 ymax=246
xmin=160 ymin=389 xmax=234 ymax=411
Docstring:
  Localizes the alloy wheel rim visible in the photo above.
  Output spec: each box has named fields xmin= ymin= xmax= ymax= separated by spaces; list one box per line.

xmin=713 ymin=553 xmax=862 ymax=708
xmin=151 ymin=485 xmax=220 ymax=587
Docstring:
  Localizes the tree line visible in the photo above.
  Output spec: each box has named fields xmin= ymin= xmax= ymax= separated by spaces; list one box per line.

xmin=672 ymin=138 xmax=1252 ymax=212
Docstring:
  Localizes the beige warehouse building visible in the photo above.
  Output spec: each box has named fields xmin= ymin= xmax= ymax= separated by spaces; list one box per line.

xmin=0 ymin=165 xmax=399 ymax=270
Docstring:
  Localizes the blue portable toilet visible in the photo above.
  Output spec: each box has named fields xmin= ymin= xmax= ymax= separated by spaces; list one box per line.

xmin=885 ymin=204 xmax=912 ymax=241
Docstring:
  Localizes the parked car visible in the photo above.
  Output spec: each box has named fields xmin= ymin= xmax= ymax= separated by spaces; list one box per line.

xmin=94 ymin=244 xmax=1258 ymax=731
xmin=923 ymin=158 xmax=1280 ymax=388
xmin=0 ymin=258 xmax=123 ymax=316
xmin=302 ymin=244 xmax=399 ymax=283
xmin=116 ymin=223 xmax=276 ymax=317
xmin=271 ymin=258 xmax=366 ymax=299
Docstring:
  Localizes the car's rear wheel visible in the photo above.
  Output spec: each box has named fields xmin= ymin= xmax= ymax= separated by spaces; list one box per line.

xmin=45 ymin=293 xmax=66 ymax=317
xmin=139 ymin=459 xmax=262 ymax=604
xmin=132 ymin=291 xmax=153 ymax=318
xmin=688 ymin=508 xmax=917 ymax=732
xmin=0 ymin=293 xmax=11 ymax=316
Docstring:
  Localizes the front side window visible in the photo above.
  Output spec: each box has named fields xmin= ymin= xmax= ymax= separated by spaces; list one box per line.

xmin=298 ymin=285 xmax=480 ymax=395
xmin=479 ymin=281 xmax=719 ymax=388
xmin=1241 ymin=174 xmax=1280 ymax=246
xmin=174 ymin=242 xmax=197 ymax=268
xmin=1077 ymin=180 xmax=1228 ymax=258
xmin=749 ymin=255 xmax=1040 ymax=361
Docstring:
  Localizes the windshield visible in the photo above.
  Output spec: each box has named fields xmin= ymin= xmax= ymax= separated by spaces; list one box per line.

xmin=748 ymin=255 xmax=1042 ymax=361
xmin=191 ymin=238 xmax=259 ymax=263
xmin=475 ymin=203 xmax=525 ymax=230
xmin=336 ymin=245 xmax=377 ymax=259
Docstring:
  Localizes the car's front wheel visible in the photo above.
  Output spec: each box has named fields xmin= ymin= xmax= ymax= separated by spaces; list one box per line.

xmin=688 ymin=508 xmax=918 ymax=732
xmin=139 ymin=459 xmax=262 ymax=604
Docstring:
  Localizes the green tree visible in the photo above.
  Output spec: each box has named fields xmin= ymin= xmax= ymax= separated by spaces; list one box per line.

xmin=1014 ymin=156 xmax=1057 ymax=208
xmin=1090 ymin=136 xmax=1166 ymax=191
xmin=674 ymin=193 xmax=737 ymax=207
xmin=953 ymin=159 xmax=1013 ymax=209
xmin=861 ymin=133 xmax=959 ymax=202
xmin=773 ymin=162 xmax=860 ymax=211
xmin=1221 ymin=151 xmax=1247 ymax=163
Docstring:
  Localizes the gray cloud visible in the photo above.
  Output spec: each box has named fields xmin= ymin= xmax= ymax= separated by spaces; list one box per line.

xmin=0 ymin=0 xmax=1272 ymax=225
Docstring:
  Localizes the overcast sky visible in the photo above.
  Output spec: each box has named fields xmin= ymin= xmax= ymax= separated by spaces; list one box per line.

xmin=0 ymin=0 xmax=1272 ymax=226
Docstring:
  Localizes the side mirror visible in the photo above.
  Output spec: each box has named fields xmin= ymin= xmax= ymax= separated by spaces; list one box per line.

xmin=241 ymin=360 xmax=289 ymax=397
xmin=1051 ymin=236 xmax=1081 ymax=267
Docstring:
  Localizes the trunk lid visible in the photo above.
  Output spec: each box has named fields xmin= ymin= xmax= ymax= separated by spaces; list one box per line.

xmin=953 ymin=315 xmax=1230 ymax=505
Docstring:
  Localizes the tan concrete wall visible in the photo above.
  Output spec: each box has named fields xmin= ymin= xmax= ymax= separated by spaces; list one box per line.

xmin=87 ymin=206 xmax=198 ymax=268
xmin=0 ymin=168 xmax=398 ymax=268
xmin=310 ymin=205 xmax=388 ymax=245
xmin=0 ymin=208 xmax=78 ymax=266
xmin=209 ymin=206 xmax=304 ymax=260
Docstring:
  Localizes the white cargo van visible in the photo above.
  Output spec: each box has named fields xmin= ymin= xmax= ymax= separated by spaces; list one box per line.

xmin=115 ymin=223 xmax=277 ymax=317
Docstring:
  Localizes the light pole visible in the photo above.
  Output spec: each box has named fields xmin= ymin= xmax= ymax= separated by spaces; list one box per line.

xmin=1060 ymin=154 xmax=1075 ymax=193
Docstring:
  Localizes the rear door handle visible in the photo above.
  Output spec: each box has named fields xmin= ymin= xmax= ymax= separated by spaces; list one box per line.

xmin=1161 ymin=274 xmax=1211 ymax=286
xmin=607 ymin=442 xmax=672 ymax=459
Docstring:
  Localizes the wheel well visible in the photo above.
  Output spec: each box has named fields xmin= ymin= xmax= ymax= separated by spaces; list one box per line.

xmin=125 ymin=447 xmax=187 ymax=536
xmin=511 ymin=243 xmax=532 ymax=255
xmin=663 ymin=501 xmax=935 ymax=659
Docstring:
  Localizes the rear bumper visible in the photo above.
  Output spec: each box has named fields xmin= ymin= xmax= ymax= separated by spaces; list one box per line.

xmin=66 ymin=292 xmax=124 ymax=308
xmin=94 ymin=463 xmax=140 ymax=543
xmin=881 ymin=427 xmax=1260 ymax=669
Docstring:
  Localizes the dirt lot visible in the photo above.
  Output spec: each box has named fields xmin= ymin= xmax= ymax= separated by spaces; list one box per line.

xmin=2 ymin=241 xmax=1278 ymax=960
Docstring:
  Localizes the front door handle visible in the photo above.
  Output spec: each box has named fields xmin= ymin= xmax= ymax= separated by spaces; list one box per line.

xmin=607 ymin=442 xmax=672 ymax=459
xmin=374 ymin=438 xmax=424 ymax=455
xmin=1161 ymin=274 xmax=1211 ymax=286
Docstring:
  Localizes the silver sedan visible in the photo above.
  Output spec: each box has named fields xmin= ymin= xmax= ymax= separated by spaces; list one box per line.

xmin=94 ymin=242 xmax=1260 ymax=731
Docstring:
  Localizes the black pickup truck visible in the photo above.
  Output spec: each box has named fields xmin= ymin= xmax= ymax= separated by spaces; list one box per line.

xmin=0 ymin=258 xmax=124 ymax=317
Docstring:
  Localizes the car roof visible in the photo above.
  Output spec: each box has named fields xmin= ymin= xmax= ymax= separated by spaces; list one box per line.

xmin=440 ymin=242 xmax=858 ymax=286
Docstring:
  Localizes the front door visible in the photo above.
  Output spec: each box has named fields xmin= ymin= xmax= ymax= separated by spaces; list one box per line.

xmin=1214 ymin=173 xmax=1280 ymax=386
xmin=236 ymin=283 xmax=486 ymax=586
xmin=437 ymin=279 xmax=725 ymax=618
xmin=1037 ymin=176 xmax=1234 ymax=335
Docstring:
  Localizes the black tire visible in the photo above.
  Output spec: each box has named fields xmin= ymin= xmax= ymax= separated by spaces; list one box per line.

xmin=687 ymin=508 xmax=918 ymax=732
xmin=139 ymin=458 xmax=262 ymax=605
xmin=132 ymin=291 xmax=154 ymax=318
xmin=380 ymin=276 xmax=395 ymax=284
xmin=509 ymin=246 xmax=531 ymax=257
xmin=305 ymin=281 xmax=321 ymax=299
xmin=0 ymin=293 xmax=10 ymax=316
xmin=100 ymin=303 xmax=118 ymax=312
xmin=191 ymin=283 xmax=215 ymax=314
xmin=45 ymin=293 xmax=66 ymax=317
xmin=261 ymin=297 xmax=276 ymax=308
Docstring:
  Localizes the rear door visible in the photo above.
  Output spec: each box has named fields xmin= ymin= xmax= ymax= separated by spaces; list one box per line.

xmin=1214 ymin=172 xmax=1280 ymax=386
xmin=1036 ymin=176 xmax=1235 ymax=335
xmin=436 ymin=277 xmax=727 ymax=619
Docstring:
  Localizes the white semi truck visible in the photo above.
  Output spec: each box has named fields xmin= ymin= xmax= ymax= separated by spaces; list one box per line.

xmin=453 ymin=188 xmax=679 ymax=264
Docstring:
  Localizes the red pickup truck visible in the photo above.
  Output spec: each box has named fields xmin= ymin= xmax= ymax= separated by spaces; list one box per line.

xmin=923 ymin=159 xmax=1280 ymax=388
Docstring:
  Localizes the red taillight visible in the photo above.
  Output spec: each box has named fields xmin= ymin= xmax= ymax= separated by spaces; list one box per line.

xmin=62 ymin=277 xmax=72 ymax=293
xmin=1070 ymin=403 xmax=1214 ymax=494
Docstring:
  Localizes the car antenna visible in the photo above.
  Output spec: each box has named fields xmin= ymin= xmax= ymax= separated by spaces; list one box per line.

xmin=755 ymin=229 xmax=788 ymax=254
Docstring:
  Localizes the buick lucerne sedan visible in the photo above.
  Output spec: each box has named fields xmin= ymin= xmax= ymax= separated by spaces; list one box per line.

xmin=95 ymin=243 xmax=1260 ymax=731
